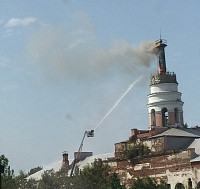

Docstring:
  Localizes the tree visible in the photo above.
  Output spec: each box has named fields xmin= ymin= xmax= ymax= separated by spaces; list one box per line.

xmin=25 ymin=178 xmax=38 ymax=189
xmin=72 ymin=158 xmax=110 ymax=189
xmin=123 ymin=145 xmax=138 ymax=159
xmin=123 ymin=143 xmax=150 ymax=160
xmin=0 ymin=155 xmax=15 ymax=189
xmin=131 ymin=176 xmax=170 ymax=189
xmin=38 ymin=170 xmax=59 ymax=189
xmin=107 ymin=172 xmax=126 ymax=189
xmin=38 ymin=166 xmax=70 ymax=189
xmin=35 ymin=158 xmax=127 ymax=189
xmin=28 ymin=166 xmax=43 ymax=176
xmin=14 ymin=170 xmax=27 ymax=188
xmin=55 ymin=166 xmax=70 ymax=188
xmin=131 ymin=177 xmax=146 ymax=189
xmin=14 ymin=170 xmax=38 ymax=189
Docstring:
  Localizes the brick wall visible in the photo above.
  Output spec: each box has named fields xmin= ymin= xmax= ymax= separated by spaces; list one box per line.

xmin=107 ymin=149 xmax=197 ymax=189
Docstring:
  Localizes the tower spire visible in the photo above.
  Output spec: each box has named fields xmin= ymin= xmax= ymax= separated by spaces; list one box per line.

xmin=155 ymin=39 xmax=167 ymax=74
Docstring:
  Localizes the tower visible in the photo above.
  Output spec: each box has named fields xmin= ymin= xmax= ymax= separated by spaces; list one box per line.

xmin=147 ymin=39 xmax=184 ymax=128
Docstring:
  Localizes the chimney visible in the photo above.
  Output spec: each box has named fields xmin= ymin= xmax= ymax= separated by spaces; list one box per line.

xmin=131 ymin=129 xmax=138 ymax=137
xmin=62 ymin=151 xmax=69 ymax=170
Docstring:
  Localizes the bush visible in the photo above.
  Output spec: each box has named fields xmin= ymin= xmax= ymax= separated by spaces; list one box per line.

xmin=123 ymin=143 xmax=150 ymax=160
xmin=131 ymin=176 xmax=170 ymax=189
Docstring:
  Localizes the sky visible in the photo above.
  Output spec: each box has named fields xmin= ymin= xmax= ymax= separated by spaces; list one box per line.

xmin=0 ymin=0 xmax=200 ymax=173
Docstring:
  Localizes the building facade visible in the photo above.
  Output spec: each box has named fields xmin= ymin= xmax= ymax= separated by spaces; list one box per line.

xmin=110 ymin=39 xmax=200 ymax=189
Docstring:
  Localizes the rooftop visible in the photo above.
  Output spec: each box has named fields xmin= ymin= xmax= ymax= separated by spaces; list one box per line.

xmin=28 ymin=153 xmax=114 ymax=180
xmin=150 ymin=128 xmax=200 ymax=139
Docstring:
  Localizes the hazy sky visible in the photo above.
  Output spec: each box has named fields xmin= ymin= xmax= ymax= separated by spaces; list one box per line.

xmin=0 ymin=0 xmax=200 ymax=173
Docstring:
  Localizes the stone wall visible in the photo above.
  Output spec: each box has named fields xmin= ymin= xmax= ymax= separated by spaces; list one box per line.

xmin=107 ymin=149 xmax=199 ymax=189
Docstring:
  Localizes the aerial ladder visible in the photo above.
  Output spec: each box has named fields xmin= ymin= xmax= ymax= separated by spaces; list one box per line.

xmin=70 ymin=130 xmax=94 ymax=177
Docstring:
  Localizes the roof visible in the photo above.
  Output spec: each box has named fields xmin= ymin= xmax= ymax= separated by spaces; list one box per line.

xmin=28 ymin=153 xmax=114 ymax=180
xmin=190 ymin=156 xmax=200 ymax=163
xmin=150 ymin=128 xmax=200 ymax=139
xmin=188 ymin=138 xmax=200 ymax=163
xmin=188 ymin=138 xmax=200 ymax=154
xmin=76 ymin=153 xmax=114 ymax=170
xmin=27 ymin=160 xmax=68 ymax=180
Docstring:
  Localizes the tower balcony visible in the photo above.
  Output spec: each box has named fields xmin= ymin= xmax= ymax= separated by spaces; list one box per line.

xmin=155 ymin=39 xmax=167 ymax=45
xmin=150 ymin=72 xmax=177 ymax=86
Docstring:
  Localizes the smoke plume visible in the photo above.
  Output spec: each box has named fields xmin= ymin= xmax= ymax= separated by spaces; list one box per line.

xmin=26 ymin=23 xmax=156 ymax=83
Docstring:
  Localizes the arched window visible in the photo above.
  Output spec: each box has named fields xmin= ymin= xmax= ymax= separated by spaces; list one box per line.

xmin=188 ymin=178 xmax=192 ymax=189
xmin=175 ymin=183 xmax=185 ymax=189
xmin=151 ymin=109 xmax=156 ymax=126
xmin=197 ymin=182 xmax=200 ymax=189
xmin=174 ymin=108 xmax=179 ymax=123
xmin=162 ymin=108 xmax=168 ymax=127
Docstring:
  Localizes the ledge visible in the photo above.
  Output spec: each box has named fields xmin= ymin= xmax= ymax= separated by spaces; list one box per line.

xmin=151 ymin=72 xmax=177 ymax=85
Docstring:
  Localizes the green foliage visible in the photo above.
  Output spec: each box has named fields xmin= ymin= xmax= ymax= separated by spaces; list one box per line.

xmin=131 ymin=176 xmax=170 ymax=189
xmin=38 ymin=166 xmax=70 ymax=189
xmin=0 ymin=155 xmax=126 ymax=189
xmin=0 ymin=155 xmax=15 ymax=189
xmin=123 ymin=145 xmax=138 ymax=159
xmin=107 ymin=172 xmax=126 ymax=189
xmin=2 ymin=154 xmax=170 ymax=189
xmin=0 ymin=155 xmax=39 ymax=189
xmin=37 ymin=159 xmax=116 ymax=189
xmin=144 ymin=145 xmax=151 ymax=155
xmin=123 ymin=143 xmax=150 ymax=160
xmin=131 ymin=177 xmax=146 ymax=189
xmin=138 ymin=144 xmax=151 ymax=157
xmin=14 ymin=170 xmax=27 ymax=188
xmin=71 ymin=158 xmax=127 ymax=189
xmin=28 ymin=166 xmax=43 ymax=176
xmin=55 ymin=166 xmax=70 ymax=188
xmin=14 ymin=170 xmax=38 ymax=189
xmin=38 ymin=170 xmax=59 ymax=189
xmin=25 ymin=178 xmax=38 ymax=189
xmin=72 ymin=158 xmax=109 ymax=189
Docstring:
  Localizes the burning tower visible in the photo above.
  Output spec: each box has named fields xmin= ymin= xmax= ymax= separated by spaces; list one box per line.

xmin=147 ymin=39 xmax=184 ymax=128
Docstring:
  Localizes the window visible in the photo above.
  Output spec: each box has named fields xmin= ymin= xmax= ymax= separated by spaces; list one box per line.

xmin=162 ymin=108 xmax=168 ymax=127
xmin=174 ymin=108 xmax=179 ymax=123
xmin=151 ymin=109 xmax=156 ymax=126
xmin=188 ymin=178 xmax=192 ymax=189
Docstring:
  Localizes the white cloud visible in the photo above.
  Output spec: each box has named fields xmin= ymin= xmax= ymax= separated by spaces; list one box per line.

xmin=5 ymin=17 xmax=37 ymax=28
